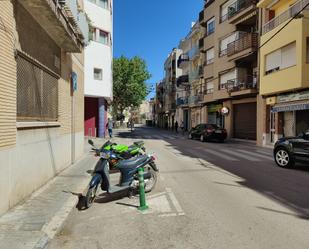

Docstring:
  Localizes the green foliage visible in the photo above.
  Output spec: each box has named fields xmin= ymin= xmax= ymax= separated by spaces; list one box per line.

xmin=113 ymin=56 xmax=151 ymax=115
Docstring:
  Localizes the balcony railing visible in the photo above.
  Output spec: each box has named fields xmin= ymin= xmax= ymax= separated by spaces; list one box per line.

xmin=220 ymin=13 xmax=228 ymax=23
xmin=262 ymin=0 xmax=309 ymax=34
xmin=188 ymin=45 xmax=199 ymax=59
xmin=177 ymin=53 xmax=189 ymax=68
xmin=177 ymin=75 xmax=189 ymax=87
xmin=228 ymin=0 xmax=256 ymax=19
xmin=220 ymin=76 xmax=257 ymax=91
xmin=176 ymin=97 xmax=189 ymax=106
xmin=219 ymin=49 xmax=227 ymax=57
xmin=189 ymin=69 xmax=200 ymax=82
xmin=227 ymin=33 xmax=258 ymax=56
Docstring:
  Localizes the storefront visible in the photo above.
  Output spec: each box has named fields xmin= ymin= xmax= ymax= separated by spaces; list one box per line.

xmin=265 ymin=90 xmax=309 ymax=144
xmin=272 ymin=101 xmax=309 ymax=137
xmin=207 ymin=104 xmax=224 ymax=128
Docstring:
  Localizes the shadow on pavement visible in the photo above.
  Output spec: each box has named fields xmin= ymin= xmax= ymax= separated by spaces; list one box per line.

xmin=116 ymin=126 xmax=309 ymax=220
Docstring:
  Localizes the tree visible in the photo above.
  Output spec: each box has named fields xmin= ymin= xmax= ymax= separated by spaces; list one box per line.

xmin=113 ymin=56 xmax=151 ymax=118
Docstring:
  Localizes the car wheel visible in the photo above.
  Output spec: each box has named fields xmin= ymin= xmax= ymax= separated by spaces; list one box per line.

xmin=200 ymin=135 xmax=204 ymax=142
xmin=274 ymin=148 xmax=294 ymax=168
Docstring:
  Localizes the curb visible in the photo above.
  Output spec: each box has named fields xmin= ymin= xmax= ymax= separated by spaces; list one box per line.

xmin=32 ymin=155 xmax=98 ymax=249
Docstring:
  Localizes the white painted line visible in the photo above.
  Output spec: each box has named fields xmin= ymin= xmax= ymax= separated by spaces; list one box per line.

xmin=203 ymin=148 xmax=239 ymax=161
xmin=255 ymin=150 xmax=272 ymax=156
xmin=220 ymin=149 xmax=260 ymax=162
xmin=166 ymin=188 xmax=185 ymax=215
xmin=159 ymin=213 xmax=178 ymax=217
xmin=148 ymin=191 xmax=167 ymax=199
xmin=236 ymin=149 xmax=272 ymax=160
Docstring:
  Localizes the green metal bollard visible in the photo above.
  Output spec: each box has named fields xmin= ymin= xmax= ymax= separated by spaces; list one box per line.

xmin=137 ymin=167 xmax=149 ymax=211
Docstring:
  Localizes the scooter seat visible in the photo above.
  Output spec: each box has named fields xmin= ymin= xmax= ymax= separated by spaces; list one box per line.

xmin=117 ymin=155 xmax=148 ymax=169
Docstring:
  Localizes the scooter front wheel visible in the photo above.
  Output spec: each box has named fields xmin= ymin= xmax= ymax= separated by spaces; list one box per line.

xmin=144 ymin=168 xmax=157 ymax=193
xmin=85 ymin=184 xmax=98 ymax=208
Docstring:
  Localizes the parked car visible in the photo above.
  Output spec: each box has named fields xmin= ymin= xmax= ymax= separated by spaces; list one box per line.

xmin=188 ymin=123 xmax=227 ymax=142
xmin=274 ymin=131 xmax=309 ymax=168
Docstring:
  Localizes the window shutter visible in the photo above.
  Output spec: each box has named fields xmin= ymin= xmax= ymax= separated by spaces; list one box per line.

xmin=220 ymin=69 xmax=236 ymax=84
xmin=265 ymin=49 xmax=281 ymax=72
xmin=281 ymin=42 xmax=296 ymax=69
xmin=206 ymin=47 xmax=214 ymax=61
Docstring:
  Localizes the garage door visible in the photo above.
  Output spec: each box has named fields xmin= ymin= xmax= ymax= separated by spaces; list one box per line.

xmin=233 ymin=103 xmax=257 ymax=140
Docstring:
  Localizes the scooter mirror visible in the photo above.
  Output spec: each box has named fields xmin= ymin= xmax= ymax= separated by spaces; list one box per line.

xmin=88 ymin=139 xmax=94 ymax=146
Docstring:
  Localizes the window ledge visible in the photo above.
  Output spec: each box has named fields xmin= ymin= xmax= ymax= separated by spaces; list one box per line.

xmin=17 ymin=122 xmax=60 ymax=129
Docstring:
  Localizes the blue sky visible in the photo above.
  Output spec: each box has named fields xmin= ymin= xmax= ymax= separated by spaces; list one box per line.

xmin=113 ymin=0 xmax=204 ymax=99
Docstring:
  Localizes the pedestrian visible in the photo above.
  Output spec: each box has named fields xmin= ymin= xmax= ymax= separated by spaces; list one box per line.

xmin=175 ymin=120 xmax=179 ymax=133
xmin=106 ymin=118 xmax=113 ymax=138
xmin=180 ymin=121 xmax=185 ymax=135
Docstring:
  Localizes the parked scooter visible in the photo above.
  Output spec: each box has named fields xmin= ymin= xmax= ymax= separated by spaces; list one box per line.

xmin=85 ymin=145 xmax=159 ymax=208
xmin=88 ymin=139 xmax=146 ymax=169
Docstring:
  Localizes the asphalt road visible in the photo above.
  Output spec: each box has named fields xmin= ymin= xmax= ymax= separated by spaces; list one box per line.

xmin=48 ymin=126 xmax=309 ymax=249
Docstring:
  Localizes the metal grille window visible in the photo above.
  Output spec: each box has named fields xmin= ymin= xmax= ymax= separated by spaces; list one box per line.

xmin=17 ymin=51 xmax=59 ymax=121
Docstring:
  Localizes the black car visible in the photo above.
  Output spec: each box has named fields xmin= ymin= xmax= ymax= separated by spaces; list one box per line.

xmin=188 ymin=123 xmax=227 ymax=142
xmin=274 ymin=131 xmax=309 ymax=168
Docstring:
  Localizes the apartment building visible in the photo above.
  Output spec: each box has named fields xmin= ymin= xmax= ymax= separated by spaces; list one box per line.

xmin=84 ymin=0 xmax=113 ymax=138
xmin=0 ymin=0 xmax=88 ymax=215
xmin=199 ymin=0 xmax=259 ymax=140
xmin=156 ymin=48 xmax=182 ymax=129
xmin=176 ymin=22 xmax=204 ymax=131
xmin=257 ymin=0 xmax=309 ymax=146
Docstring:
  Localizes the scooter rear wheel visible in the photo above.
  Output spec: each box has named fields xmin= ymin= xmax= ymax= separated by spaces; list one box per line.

xmin=85 ymin=185 xmax=98 ymax=208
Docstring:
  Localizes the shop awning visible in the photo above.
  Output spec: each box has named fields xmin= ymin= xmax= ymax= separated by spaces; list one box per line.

xmin=271 ymin=101 xmax=309 ymax=112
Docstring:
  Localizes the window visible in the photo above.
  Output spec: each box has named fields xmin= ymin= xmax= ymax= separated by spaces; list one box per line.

xmin=98 ymin=0 xmax=108 ymax=9
xmin=205 ymin=81 xmax=214 ymax=94
xmin=17 ymin=52 xmax=58 ymax=121
xmin=265 ymin=42 xmax=296 ymax=75
xmin=98 ymin=30 xmax=108 ymax=45
xmin=220 ymin=0 xmax=235 ymax=22
xmin=206 ymin=47 xmax=214 ymax=65
xmin=219 ymin=33 xmax=238 ymax=57
xmin=206 ymin=17 xmax=215 ymax=36
xmin=219 ymin=69 xmax=236 ymax=89
xmin=89 ymin=0 xmax=109 ymax=9
xmin=94 ymin=68 xmax=103 ymax=80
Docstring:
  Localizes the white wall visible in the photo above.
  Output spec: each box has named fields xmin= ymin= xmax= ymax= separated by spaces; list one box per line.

xmin=0 ymin=129 xmax=84 ymax=215
xmin=84 ymin=0 xmax=113 ymax=99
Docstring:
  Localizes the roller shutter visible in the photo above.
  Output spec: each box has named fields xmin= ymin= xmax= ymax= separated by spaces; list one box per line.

xmin=233 ymin=103 xmax=257 ymax=140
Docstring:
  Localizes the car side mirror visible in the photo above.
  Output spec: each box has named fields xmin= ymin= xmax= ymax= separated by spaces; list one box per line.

xmin=88 ymin=139 xmax=94 ymax=146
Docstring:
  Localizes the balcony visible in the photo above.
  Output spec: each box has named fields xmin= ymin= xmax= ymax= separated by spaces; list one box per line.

xmin=227 ymin=0 xmax=257 ymax=25
xmin=188 ymin=45 xmax=200 ymax=60
xmin=189 ymin=69 xmax=200 ymax=82
xmin=176 ymin=97 xmax=189 ymax=106
xmin=177 ymin=54 xmax=189 ymax=68
xmin=221 ymin=76 xmax=258 ymax=96
xmin=198 ymin=65 xmax=204 ymax=77
xmin=177 ymin=75 xmax=189 ymax=87
xmin=227 ymin=33 xmax=258 ymax=59
xmin=204 ymin=0 xmax=215 ymax=8
xmin=19 ymin=0 xmax=88 ymax=52
xmin=262 ymin=0 xmax=309 ymax=35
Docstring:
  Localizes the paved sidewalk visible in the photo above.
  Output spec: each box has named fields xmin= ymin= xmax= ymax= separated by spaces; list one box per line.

xmin=0 ymin=149 xmax=98 ymax=249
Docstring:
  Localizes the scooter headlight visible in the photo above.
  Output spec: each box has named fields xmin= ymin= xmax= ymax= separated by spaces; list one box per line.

xmin=101 ymin=152 xmax=110 ymax=159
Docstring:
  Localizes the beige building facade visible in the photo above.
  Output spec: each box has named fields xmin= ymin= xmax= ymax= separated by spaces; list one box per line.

xmin=0 ymin=0 xmax=88 ymax=215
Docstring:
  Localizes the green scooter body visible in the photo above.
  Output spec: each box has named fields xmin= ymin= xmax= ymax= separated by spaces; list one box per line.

xmin=103 ymin=143 xmax=140 ymax=156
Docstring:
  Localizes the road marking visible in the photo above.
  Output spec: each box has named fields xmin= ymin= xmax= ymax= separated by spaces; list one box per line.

xmin=220 ymin=149 xmax=260 ymax=161
xmin=255 ymin=150 xmax=272 ymax=156
xmin=236 ymin=149 xmax=273 ymax=160
xmin=166 ymin=188 xmax=185 ymax=215
xmin=203 ymin=148 xmax=239 ymax=161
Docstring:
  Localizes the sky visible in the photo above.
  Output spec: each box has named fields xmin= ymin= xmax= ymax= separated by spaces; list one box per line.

xmin=113 ymin=0 xmax=204 ymax=99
